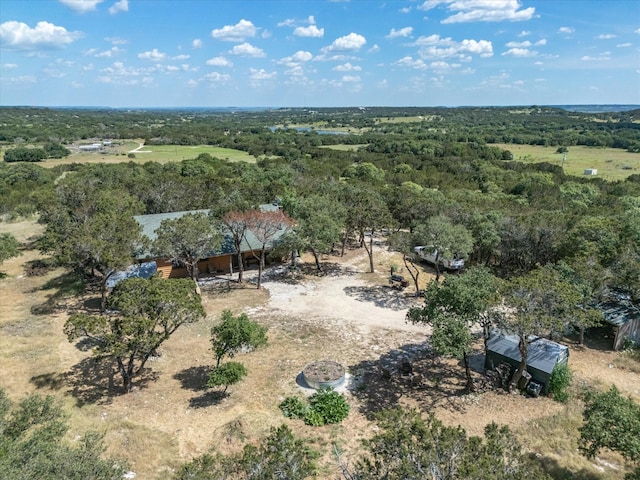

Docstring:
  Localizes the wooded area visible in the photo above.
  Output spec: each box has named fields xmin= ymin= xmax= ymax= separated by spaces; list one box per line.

xmin=1 ymin=106 xmax=639 ymax=479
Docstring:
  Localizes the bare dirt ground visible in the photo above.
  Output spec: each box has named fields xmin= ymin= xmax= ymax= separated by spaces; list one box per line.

xmin=0 ymin=221 xmax=638 ymax=479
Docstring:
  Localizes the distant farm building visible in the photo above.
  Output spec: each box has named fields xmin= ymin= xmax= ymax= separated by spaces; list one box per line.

xmin=133 ymin=204 xmax=285 ymax=279
xmin=583 ymin=168 xmax=598 ymax=175
xmin=484 ymin=333 xmax=569 ymax=393
xmin=78 ymin=143 xmax=102 ymax=152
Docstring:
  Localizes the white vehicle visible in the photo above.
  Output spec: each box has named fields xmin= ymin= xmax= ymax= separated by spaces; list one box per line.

xmin=413 ymin=246 xmax=465 ymax=271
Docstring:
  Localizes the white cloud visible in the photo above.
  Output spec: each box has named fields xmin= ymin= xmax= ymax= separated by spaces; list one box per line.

xmin=106 ymin=36 xmax=127 ymax=45
xmin=2 ymin=63 xmax=18 ymax=69
xmin=558 ymin=26 xmax=574 ymax=34
xmin=228 ymin=42 xmax=265 ymax=57
xmin=138 ymin=48 xmax=166 ymax=61
xmin=85 ymin=46 xmax=123 ymax=57
xmin=333 ymin=62 xmax=361 ymax=71
xmin=617 ymin=43 xmax=632 ymax=48
xmin=506 ymin=40 xmax=531 ymax=48
xmin=341 ymin=75 xmax=360 ymax=82
xmin=322 ymin=33 xmax=366 ymax=53
xmin=59 ymin=0 xmax=103 ymax=13
xmin=43 ymin=67 xmax=66 ymax=78
xmin=636 ymin=28 xmax=640 ymax=34
xmin=400 ymin=7 xmax=411 ymax=13
xmin=518 ymin=30 xmax=530 ymax=37
xmin=192 ymin=38 xmax=203 ymax=48
xmin=277 ymin=18 xmax=296 ymax=27
xmin=419 ymin=0 xmax=535 ymax=24
xmin=386 ymin=27 xmax=413 ymax=39
xmin=98 ymin=61 xmax=154 ymax=85
xmin=0 ymin=21 xmax=82 ymax=51
xmin=502 ymin=47 xmax=537 ymax=57
xmin=278 ymin=50 xmax=313 ymax=66
xmin=211 ymin=19 xmax=258 ymax=42
xmin=172 ymin=54 xmax=190 ymax=61
xmin=581 ymin=52 xmax=611 ymax=61
xmin=204 ymin=71 xmax=231 ymax=83
xmin=596 ymin=33 xmax=616 ymax=40
xmin=535 ymin=38 xmax=546 ymax=46
xmin=294 ymin=25 xmax=324 ymax=37
xmin=108 ymin=0 xmax=128 ymax=14
xmin=249 ymin=68 xmax=276 ymax=80
xmin=71 ymin=81 xmax=84 ymax=88
xmin=3 ymin=75 xmax=36 ymax=84
xmin=206 ymin=56 xmax=232 ymax=67
xmin=368 ymin=44 xmax=380 ymax=53
xmin=394 ymin=56 xmax=427 ymax=70
xmin=414 ymin=34 xmax=493 ymax=60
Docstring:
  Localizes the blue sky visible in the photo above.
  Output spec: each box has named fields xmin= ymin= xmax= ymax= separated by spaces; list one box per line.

xmin=1 ymin=0 xmax=639 ymax=107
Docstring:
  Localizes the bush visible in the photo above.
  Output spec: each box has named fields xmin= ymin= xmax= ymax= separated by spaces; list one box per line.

xmin=308 ymin=388 xmax=350 ymax=425
xmin=279 ymin=396 xmax=308 ymax=419
xmin=304 ymin=408 xmax=325 ymax=427
xmin=548 ymin=363 xmax=572 ymax=403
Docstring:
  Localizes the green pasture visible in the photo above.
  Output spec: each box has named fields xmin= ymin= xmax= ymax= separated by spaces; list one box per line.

xmin=493 ymin=144 xmax=640 ymax=181
xmin=319 ymin=144 xmax=368 ymax=151
xmin=16 ymin=141 xmax=256 ymax=168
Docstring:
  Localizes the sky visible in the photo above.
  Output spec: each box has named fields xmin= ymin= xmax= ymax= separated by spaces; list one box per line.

xmin=1 ymin=0 xmax=639 ymax=108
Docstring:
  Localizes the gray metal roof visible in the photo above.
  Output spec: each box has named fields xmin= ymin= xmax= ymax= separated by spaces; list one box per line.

xmin=598 ymin=301 xmax=640 ymax=327
xmin=486 ymin=333 xmax=569 ymax=375
xmin=133 ymin=204 xmax=285 ymax=260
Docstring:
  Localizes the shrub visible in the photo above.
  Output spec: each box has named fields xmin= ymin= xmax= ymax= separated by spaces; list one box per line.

xmin=304 ymin=408 xmax=325 ymax=427
xmin=548 ymin=363 xmax=572 ymax=403
xmin=308 ymin=388 xmax=350 ymax=424
xmin=279 ymin=396 xmax=308 ymax=419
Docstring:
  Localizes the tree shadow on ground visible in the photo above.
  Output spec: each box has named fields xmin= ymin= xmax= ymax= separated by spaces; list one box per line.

xmin=349 ymin=341 xmax=481 ymax=419
xmin=188 ymin=390 xmax=228 ymax=408
xmin=174 ymin=365 xmax=229 ymax=408
xmin=533 ymin=454 xmax=604 ymax=480
xmin=30 ymin=271 xmax=84 ymax=315
xmin=64 ymin=355 xmax=158 ymax=406
xmin=30 ymin=371 xmax=67 ymax=391
xmin=173 ymin=365 xmax=210 ymax=392
xmin=343 ymin=285 xmax=417 ymax=311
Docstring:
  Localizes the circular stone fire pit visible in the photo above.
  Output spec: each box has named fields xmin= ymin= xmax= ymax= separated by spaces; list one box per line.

xmin=302 ymin=360 xmax=346 ymax=390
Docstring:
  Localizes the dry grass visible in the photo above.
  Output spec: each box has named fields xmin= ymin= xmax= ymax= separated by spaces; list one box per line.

xmin=1 ymin=224 xmax=638 ymax=479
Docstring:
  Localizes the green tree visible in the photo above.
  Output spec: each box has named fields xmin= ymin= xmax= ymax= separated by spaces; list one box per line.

xmin=64 ymin=277 xmax=205 ymax=393
xmin=207 ymin=362 xmax=247 ymax=393
xmin=174 ymin=425 xmax=317 ymax=480
xmin=210 ymin=310 xmax=268 ymax=367
xmin=152 ymin=212 xmax=223 ymax=281
xmin=345 ymin=408 xmax=549 ymax=480
xmin=347 ymin=188 xmax=391 ymax=273
xmin=579 ymin=385 xmax=640 ymax=476
xmin=415 ymin=215 xmax=474 ymax=281
xmin=289 ymin=194 xmax=347 ymax=272
xmin=387 ymin=231 xmax=422 ymax=296
xmin=0 ymin=389 xmax=125 ymax=479
xmin=407 ymin=267 xmax=501 ymax=392
xmin=0 ymin=233 xmax=21 ymax=273
xmin=38 ymin=178 xmax=145 ymax=311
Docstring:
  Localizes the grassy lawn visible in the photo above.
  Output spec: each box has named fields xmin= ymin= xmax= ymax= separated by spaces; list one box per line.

xmin=21 ymin=141 xmax=256 ymax=168
xmin=319 ymin=144 xmax=368 ymax=151
xmin=492 ymin=144 xmax=640 ymax=181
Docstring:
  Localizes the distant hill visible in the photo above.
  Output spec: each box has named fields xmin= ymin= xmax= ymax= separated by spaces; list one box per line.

xmin=553 ymin=105 xmax=640 ymax=113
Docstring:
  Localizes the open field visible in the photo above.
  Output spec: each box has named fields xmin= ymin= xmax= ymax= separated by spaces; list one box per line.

xmin=0 ymin=219 xmax=638 ymax=479
xmin=319 ymin=144 xmax=368 ymax=151
xmin=492 ymin=144 xmax=640 ymax=181
xmin=5 ymin=141 xmax=257 ymax=168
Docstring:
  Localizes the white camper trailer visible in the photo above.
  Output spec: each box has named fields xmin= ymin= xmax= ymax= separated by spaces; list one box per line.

xmin=414 ymin=246 xmax=465 ymax=270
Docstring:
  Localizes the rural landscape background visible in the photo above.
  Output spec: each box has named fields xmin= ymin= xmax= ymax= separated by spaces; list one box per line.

xmin=2 ymin=0 xmax=640 ymax=479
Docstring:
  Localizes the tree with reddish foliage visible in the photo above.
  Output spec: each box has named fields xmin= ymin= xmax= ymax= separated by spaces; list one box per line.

xmin=245 ymin=208 xmax=293 ymax=288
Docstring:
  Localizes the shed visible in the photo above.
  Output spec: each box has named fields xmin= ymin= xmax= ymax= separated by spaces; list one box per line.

xmin=484 ymin=333 xmax=569 ymax=392
xmin=583 ymin=168 xmax=598 ymax=175
xmin=598 ymin=295 xmax=640 ymax=350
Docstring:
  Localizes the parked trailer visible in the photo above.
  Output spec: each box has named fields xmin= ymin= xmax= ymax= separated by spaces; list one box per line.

xmin=413 ymin=246 xmax=465 ymax=271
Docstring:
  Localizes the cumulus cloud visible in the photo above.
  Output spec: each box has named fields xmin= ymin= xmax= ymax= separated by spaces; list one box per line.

xmin=386 ymin=27 xmax=413 ymax=39
xmin=138 ymin=48 xmax=166 ymax=61
xmin=581 ymin=52 xmax=611 ymax=61
xmin=85 ymin=46 xmax=123 ymax=57
xmin=2 ymin=63 xmax=18 ymax=69
xmin=249 ymin=68 xmax=276 ymax=80
xmin=413 ymin=34 xmax=493 ymax=60
xmin=596 ymin=33 xmax=616 ymax=40
xmin=294 ymin=24 xmax=324 ymax=37
xmin=617 ymin=42 xmax=632 ymax=48
xmin=0 ymin=21 xmax=82 ymax=50
xmin=106 ymin=36 xmax=127 ymax=45
xmin=419 ymin=0 xmax=536 ymax=24
xmin=228 ymin=42 xmax=265 ymax=57
xmin=211 ymin=19 xmax=258 ymax=42
xmin=394 ymin=56 xmax=427 ymax=70
xmin=206 ymin=56 xmax=232 ymax=67
xmin=59 ymin=0 xmax=103 ymax=13
xmin=192 ymin=38 xmax=203 ymax=48
xmin=558 ymin=26 xmax=574 ymax=34
xmin=322 ymin=32 xmax=366 ymax=53
xmin=278 ymin=50 xmax=313 ymax=66
xmin=203 ymin=71 xmax=231 ymax=83
xmin=333 ymin=62 xmax=361 ymax=71
xmin=518 ymin=30 xmax=531 ymax=37
xmin=98 ymin=61 xmax=154 ymax=85
xmin=108 ymin=0 xmax=128 ymax=14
